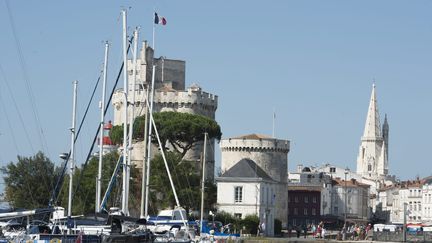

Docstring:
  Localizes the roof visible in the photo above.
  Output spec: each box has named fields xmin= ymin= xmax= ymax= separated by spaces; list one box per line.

xmin=231 ymin=134 xmax=272 ymax=140
xmin=219 ymin=158 xmax=274 ymax=181
xmin=333 ymin=178 xmax=370 ymax=188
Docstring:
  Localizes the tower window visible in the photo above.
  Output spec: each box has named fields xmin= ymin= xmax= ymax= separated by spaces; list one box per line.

xmin=368 ymin=164 xmax=372 ymax=171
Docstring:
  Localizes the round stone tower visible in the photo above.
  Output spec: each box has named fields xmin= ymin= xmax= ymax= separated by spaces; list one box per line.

xmin=220 ymin=134 xmax=290 ymax=225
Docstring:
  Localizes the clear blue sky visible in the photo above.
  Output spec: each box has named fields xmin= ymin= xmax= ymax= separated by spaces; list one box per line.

xmin=0 ymin=0 xmax=431 ymax=187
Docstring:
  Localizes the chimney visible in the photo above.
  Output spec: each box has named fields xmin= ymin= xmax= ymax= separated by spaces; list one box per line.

xmin=297 ymin=164 xmax=304 ymax=173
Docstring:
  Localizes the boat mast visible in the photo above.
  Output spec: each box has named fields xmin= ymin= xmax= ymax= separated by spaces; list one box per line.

xmin=126 ymin=27 xmax=139 ymax=215
xmin=68 ymin=80 xmax=78 ymax=232
xmin=96 ymin=42 xmax=109 ymax=213
xmin=121 ymin=9 xmax=129 ymax=216
xmin=144 ymin=19 xmax=157 ymax=217
xmin=200 ymin=132 xmax=208 ymax=234
xmin=140 ymin=44 xmax=150 ymax=218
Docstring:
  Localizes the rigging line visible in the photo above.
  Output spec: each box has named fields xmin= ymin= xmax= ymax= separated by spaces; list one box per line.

xmin=49 ymin=72 xmax=102 ymax=207
xmin=72 ymin=39 xmax=133 ymax=202
xmin=0 ymin=63 xmax=35 ymax=154
xmin=5 ymin=0 xmax=49 ymax=155
xmin=0 ymin=86 xmax=20 ymax=155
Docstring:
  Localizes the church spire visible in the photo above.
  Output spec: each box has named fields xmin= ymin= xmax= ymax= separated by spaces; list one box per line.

xmin=362 ymin=83 xmax=382 ymax=139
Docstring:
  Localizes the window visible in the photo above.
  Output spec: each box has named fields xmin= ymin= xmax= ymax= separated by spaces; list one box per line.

xmin=305 ymin=197 xmax=309 ymax=203
xmin=288 ymin=197 xmax=291 ymax=203
xmin=368 ymin=164 xmax=372 ymax=171
xmin=304 ymin=208 xmax=308 ymax=215
xmin=330 ymin=167 xmax=336 ymax=173
xmin=313 ymin=197 xmax=317 ymax=203
xmin=295 ymin=196 xmax=299 ymax=203
xmin=294 ymin=208 xmax=298 ymax=215
xmin=234 ymin=213 xmax=242 ymax=219
xmin=312 ymin=208 xmax=316 ymax=215
xmin=234 ymin=186 xmax=243 ymax=203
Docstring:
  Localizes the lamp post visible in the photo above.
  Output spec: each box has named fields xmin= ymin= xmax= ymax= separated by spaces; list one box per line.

xmin=403 ymin=202 xmax=407 ymax=242
xmin=344 ymin=168 xmax=350 ymax=227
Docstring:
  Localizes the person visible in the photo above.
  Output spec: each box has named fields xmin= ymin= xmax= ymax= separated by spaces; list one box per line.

xmin=257 ymin=222 xmax=261 ymax=237
xmin=261 ymin=221 xmax=266 ymax=236
xmin=288 ymin=225 xmax=292 ymax=238
xmin=342 ymin=224 xmax=347 ymax=241
xmin=322 ymin=227 xmax=326 ymax=240
xmin=296 ymin=225 xmax=301 ymax=238
xmin=311 ymin=224 xmax=316 ymax=238
xmin=303 ymin=224 xmax=308 ymax=238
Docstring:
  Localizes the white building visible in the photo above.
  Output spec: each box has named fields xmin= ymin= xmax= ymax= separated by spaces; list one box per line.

xmin=356 ymin=84 xmax=389 ymax=182
xmin=216 ymin=159 xmax=277 ymax=236
xmin=422 ymin=177 xmax=432 ymax=224
xmin=217 ymin=134 xmax=290 ymax=231
xmin=331 ymin=178 xmax=370 ymax=222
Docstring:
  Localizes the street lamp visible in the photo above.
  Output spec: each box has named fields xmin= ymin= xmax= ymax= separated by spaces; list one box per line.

xmin=344 ymin=168 xmax=350 ymax=227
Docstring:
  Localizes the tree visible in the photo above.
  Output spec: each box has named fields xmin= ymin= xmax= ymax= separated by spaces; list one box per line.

xmin=110 ymin=112 xmax=222 ymax=158
xmin=1 ymin=152 xmax=57 ymax=209
xmin=58 ymin=151 xmax=142 ymax=216
xmin=148 ymin=151 xmax=217 ymax=215
xmin=153 ymin=112 xmax=222 ymax=158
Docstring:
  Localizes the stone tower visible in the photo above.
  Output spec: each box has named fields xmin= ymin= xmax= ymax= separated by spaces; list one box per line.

xmin=356 ymin=84 xmax=389 ymax=180
xmin=220 ymin=134 xmax=290 ymax=226
xmin=112 ymin=41 xmax=218 ymax=180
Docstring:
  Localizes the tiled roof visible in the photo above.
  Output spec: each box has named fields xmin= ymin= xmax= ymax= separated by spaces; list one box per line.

xmin=220 ymin=158 xmax=273 ymax=181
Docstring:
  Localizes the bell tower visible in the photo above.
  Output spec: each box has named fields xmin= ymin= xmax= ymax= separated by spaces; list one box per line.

xmin=356 ymin=84 xmax=388 ymax=180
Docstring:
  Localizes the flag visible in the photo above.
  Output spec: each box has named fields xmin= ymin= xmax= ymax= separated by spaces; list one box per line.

xmin=154 ymin=12 xmax=167 ymax=25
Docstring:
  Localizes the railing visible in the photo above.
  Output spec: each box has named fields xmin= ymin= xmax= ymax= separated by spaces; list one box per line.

xmin=374 ymin=231 xmax=432 ymax=242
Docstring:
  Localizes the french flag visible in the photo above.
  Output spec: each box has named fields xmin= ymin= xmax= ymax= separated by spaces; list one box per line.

xmin=154 ymin=12 xmax=167 ymax=25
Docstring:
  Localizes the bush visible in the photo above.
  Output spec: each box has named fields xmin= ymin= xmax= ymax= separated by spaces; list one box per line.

xmin=241 ymin=215 xmax=259 ymax=235
xmin=214 ymin=211 xmax=237 ymax=225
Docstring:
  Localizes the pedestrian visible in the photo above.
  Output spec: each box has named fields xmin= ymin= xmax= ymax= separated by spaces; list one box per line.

xmin=303 ymin=224 xmax=307 ymax=238
xmin=261 ymin=221 xmax=266 ymax=236
xmin=322 ymin=227 xmax=326 ymax=240
xmin=342 ymin=223 xmax=347 ymax=241
xmin=311 ymin=224 xmax=316 ymax=238
xmin=296 ymin=226 xmax=301 ymax=238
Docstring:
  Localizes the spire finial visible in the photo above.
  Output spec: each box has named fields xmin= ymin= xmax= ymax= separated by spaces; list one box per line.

xmin=373 ymin=78 xmax=376 ymax=88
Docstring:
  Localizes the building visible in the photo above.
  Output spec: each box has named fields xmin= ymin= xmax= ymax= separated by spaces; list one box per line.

xmin=217 ymin=134 xmax=290 ymax=229
xmin=331 ymin=178 xmax=370 ymax=224
xmin=356 ymin=84 xmax=389 ymax=182
xmin=288 ymin=166 xmax=369 ymax=227
xmin=111 ymin=41 xmax=218 ymax=179
xmin=216 ymin=159 xmax=277 ymax=236
xmin=288 ymin=167 xmax=332 ymax=227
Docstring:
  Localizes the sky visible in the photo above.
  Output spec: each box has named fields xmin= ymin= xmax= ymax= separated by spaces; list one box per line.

xmin=0 ymin=0 xmax=431 ymax=191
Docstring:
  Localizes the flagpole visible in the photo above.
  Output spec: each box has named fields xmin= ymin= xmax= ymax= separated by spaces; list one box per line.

xmin=144 ymin=13 xmax=156 ymax=218
xmin=272 ymin=108 xmax=276 ymax=138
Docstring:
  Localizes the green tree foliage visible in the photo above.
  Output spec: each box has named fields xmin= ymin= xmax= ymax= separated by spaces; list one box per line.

xmin=110 ymin=112 xmax=222 ymax=158
xmin=240 ymin=214 xmax=260 ymax=235
xmin=58 ymin=152 xmax=142 ymax=216
xmin=110 ymin=125 xmax=123 ymax=145
xmin=148 ymin=151 xmax=217 ymax=215
xmin=214 ymin=211 xmax=240 ymax=226
xmin=1 ymin=152 xmax=57 ymax=209
xmin=153 ymin=112 xmax=221 ymax=158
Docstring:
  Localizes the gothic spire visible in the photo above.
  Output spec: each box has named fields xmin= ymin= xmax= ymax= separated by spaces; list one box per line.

xmin=362 ymin=83 xmax=382 ymax=139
